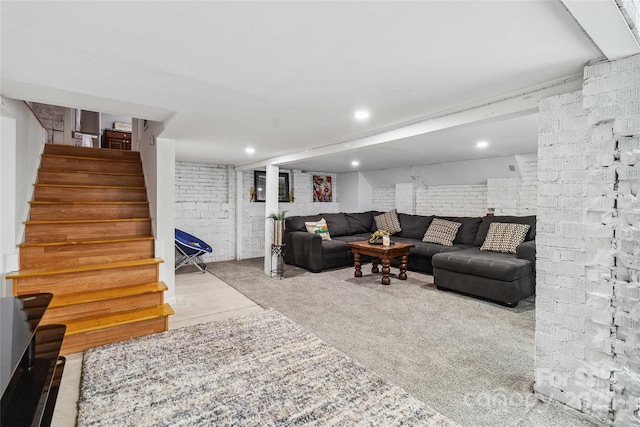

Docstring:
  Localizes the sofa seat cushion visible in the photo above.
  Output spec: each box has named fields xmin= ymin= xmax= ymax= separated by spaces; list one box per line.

xmin=332 ymin=234 xmax=372 ymax=243
xmin=392 ymin=237 xmax=473 ymax=258
xmin=432 ymin=248 xmax=533 ymax=282
xmin=321 ymin=239 xmax=350 ymax=254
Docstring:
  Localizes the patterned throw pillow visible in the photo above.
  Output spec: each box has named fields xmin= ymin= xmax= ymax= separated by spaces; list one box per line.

xmin=374 ymin=209 xmax=402 ymax=234
xmin=305 ymin=218 xmax=331 ymax=241
xmin=480 ymin=222 xmax=530 ymax=254
xmin=422 ymin=218 xmax=461 ymax=246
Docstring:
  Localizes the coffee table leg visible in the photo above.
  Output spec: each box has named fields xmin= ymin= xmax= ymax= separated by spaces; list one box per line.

xmin=381 ymin=257 xmax=391 ymax=285
xmin=371 ymin=257 xmax=379 ymax=273
xmin=399 ymin=254 xmax=409 ymax=280
xmin=354 ymin=252 xmax=362 ymax=277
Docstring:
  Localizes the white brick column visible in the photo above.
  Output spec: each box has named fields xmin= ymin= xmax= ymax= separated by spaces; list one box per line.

xmin=535 ymin=55 xmax=640 ymax=425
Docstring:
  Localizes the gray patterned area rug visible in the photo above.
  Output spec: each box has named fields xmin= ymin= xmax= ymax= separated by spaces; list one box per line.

xmin=77 ymin=309 xmax=456 ymax=426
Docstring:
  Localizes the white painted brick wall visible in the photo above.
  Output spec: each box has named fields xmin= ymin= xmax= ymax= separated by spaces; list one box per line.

xmin=175 ymin=162 xmax=236 ymax=263
xmin=372 ymin=187 xmax=395 ymax=212
xmin=586 ymin=55 xmax=640 ymax=426
xmin=395 ymin=183 xmax=415 ymax=214
xmin=517 ymin=154 xmax=539 ymax=215
xmin=30 ymin=102 xmax=65 ymax=143
xmin=486 ymin=155 xmax=538 ymax=216
xmin=536 ymin=89 xmax=613 ymax=422
xmin=241 ymin=170 xmax=340 ymax=259
xmin=415 ymin=184 xmax=487 ymax=216
xmin=286 ymin=170 xmax=340 ymax=217
xmin=486 ymin=178 xmax=519 ymax=215
xmin=535 ymin=54 xmax=640 ymax=425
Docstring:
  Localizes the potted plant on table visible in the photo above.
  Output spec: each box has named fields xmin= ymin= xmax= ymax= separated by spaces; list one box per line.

xmin=369 ymin=230 xmax=390 ymax=244
xmin=267 ymin=210 xmax=287 ymax=245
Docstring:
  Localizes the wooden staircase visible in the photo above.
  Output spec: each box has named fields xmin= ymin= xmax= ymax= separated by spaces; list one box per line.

xmin=7 ymin=144 xmax=173 ymax=355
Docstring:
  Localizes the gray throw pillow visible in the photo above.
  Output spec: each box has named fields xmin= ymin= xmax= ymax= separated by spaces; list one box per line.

xmin=422 ymin=218 xmax=461 ymax=246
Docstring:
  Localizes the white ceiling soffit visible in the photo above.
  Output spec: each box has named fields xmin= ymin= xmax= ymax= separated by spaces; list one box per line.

xmin=1 ymin=79 xmax=174 ymax=122
xmin=561 ymin=0 xmax=640 ymax=61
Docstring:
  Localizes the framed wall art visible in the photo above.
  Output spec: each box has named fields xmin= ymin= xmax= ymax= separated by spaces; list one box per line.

xmin=313 ymin=175 xmax=332 ymax=202
xmin=254 ymin=171 xmax=290 ymax=202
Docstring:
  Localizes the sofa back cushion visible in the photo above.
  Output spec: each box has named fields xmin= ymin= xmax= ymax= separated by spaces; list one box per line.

xmin=285 ymin=215 xmax=322 ymax=232
xmin=398 ymin=213 xmax=434 ymax=239
xmin=474 ymin=215 xmax=536 ymax=246
xmin=346 ymin=212 xmax=375 ymax=234
xmin=320 ymin=213 xmax=351 ymax=237
xmin=436 ymin=216 xmax=482 ymax=245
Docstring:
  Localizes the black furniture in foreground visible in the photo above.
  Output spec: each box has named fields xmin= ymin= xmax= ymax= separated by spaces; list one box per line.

xmin=1 ymin=293 xmax=66 ymax=427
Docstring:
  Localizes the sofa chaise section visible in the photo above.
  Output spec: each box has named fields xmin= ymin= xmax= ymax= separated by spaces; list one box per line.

xmin=432 ymin=247 xmax=535 ymax=307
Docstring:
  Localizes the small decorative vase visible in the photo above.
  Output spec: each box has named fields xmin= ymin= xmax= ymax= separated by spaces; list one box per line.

xmin=382 ymin=235 xmax=391 ymax=246
xmin=274 ymin=220 xmax=285 ymax=245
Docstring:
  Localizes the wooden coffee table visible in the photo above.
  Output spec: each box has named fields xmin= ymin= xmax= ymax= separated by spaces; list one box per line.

xmin=347 ymin=240 xmax=415 ymax=285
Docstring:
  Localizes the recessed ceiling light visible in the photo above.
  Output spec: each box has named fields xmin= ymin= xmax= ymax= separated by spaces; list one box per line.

xmin=354 ymin=110 xmax=370 ymax=121
xmin=351 ymin=160 xmax=360 ymax=167
xmin=245 ymin=147 xmax=255 ymax=154
xmin=476 ymin=141 xmax=488 ymax=148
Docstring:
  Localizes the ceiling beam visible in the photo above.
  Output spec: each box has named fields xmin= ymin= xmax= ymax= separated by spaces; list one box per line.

xmin=236 ymin=74 xmax=583 ymax=171
xmin=561 ymin=0 xmax=640 ymax=61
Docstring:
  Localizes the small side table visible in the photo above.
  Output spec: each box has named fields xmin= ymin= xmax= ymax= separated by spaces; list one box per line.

xmin=270 ymin=244 xmax=286 ymax=279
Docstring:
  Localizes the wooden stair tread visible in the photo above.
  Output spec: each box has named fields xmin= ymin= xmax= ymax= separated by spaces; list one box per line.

xmin=30 ymin=201 xmax=149 ymax=205
xmin=7 ymin=258 xmax=164 ymax=279
xmin=25 ymin=218 xmax=151 ymax=225
xmin=39 ymin=168 xmax=143 ymax=177
xmin=34 ymin=183 xmax=145 ymax=190
xmin=49 ymin=282 xmax=168 ymax=308
xmin=63 ymin=304 xmax=174 ymax=336
xmin=20 ymin=236 xmax=154 ymax=248
xmin=42 ymin=154 xmax=141 ymax=164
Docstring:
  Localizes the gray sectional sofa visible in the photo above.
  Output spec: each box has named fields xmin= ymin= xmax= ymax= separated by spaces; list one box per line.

xmin=283 ymin=211 xmax=536 ymax=307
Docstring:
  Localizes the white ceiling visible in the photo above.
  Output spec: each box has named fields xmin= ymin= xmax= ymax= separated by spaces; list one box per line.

xmin=1 ymin=1 xmax=634 ymax=173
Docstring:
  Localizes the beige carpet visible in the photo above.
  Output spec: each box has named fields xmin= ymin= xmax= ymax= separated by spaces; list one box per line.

xmin=209 ymin=258 xmax=597 ymax=427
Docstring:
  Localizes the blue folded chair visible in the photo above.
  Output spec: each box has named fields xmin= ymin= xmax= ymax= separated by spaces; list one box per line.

xmin=175 ymin=229 xmax=213 ymax=273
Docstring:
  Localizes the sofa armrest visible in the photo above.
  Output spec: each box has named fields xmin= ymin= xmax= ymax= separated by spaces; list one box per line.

xmin=284 ymin=231 xmax=324 ymax=272
xmin=516 ymin=240 xmax=536 ymax=274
